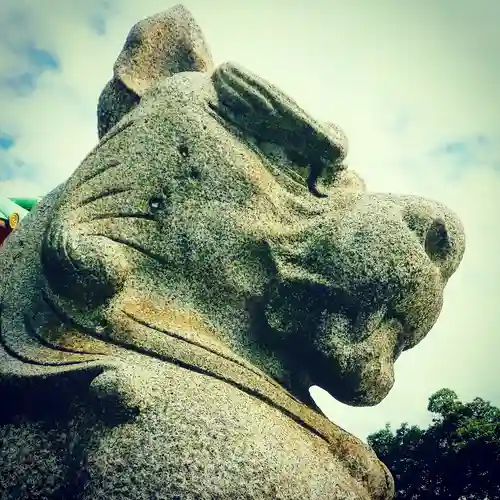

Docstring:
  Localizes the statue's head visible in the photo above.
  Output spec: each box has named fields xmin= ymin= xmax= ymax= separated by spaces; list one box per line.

xmin=41 ymin=5 xmax=465 ymax=408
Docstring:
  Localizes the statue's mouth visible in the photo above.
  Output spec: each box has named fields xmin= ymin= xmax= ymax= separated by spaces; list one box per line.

xmin=268 ymin=277 xmax=413 ymax=349
xmin=261 ymin=278 xmax=421 ymax=406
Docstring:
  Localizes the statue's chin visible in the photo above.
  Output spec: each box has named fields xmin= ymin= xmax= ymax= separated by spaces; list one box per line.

xmin=326 ymin=371 xmax=394 ymax=407
xmin=307 ymin=364 xmax=394 ymax=408
xmin=300 ymin=320 xmax=400 ymax=407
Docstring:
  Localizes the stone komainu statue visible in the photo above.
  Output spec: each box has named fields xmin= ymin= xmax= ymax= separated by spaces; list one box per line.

xmin=0 ymin=5 xmax=465 ymax=499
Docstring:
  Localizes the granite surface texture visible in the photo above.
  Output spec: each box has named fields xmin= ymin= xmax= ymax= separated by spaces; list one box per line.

xmin=0 ymin=5 xmax=465 ymax=499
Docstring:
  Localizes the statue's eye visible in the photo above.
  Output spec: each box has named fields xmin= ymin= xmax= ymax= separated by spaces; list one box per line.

xmin=149 ymin=196 xmax=166 ymax=213
xmin=178 ymin=144 xmax=190 ymax=158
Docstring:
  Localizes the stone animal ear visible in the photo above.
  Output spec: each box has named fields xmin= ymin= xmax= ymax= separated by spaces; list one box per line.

xmin=97 ymin=4 xmax=214 ymax=138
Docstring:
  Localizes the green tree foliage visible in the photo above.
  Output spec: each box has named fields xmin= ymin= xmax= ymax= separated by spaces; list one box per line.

xmin=367 ymin=389 xmax=500 ymax=499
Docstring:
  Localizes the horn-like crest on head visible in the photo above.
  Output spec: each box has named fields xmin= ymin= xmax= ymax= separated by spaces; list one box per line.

xmin=97 ymin=4 xmax=214 ymax=138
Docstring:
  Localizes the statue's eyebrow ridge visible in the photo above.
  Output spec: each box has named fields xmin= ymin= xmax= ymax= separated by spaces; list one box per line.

xmin=210 ymin=63 xmax=346 ymax=197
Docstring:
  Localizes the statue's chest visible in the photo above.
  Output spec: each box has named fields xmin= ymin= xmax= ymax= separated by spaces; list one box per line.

xmin=0 ymin=361 xmax=368 ymax=499
xmin=79 ymin=361 xmax=368 ymax=499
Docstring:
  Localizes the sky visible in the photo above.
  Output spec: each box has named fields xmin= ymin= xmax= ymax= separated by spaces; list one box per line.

xmin=0 ymin=0 xmax=499 ymax=442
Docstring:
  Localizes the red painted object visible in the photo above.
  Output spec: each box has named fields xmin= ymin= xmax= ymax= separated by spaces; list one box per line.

xmin=0 ymin=197 xmax=41 ymax=247
xmin=0 ymin=220 xmax=12 ymax=246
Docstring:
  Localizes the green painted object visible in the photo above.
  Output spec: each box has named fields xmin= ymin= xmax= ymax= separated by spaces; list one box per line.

xmin=0 ymin=196 xmax=28 ymax=219
xmin=0 ymin=196 xmax=40 ymax=228
xmin=9 ymin=197 xmax=41 ymax=211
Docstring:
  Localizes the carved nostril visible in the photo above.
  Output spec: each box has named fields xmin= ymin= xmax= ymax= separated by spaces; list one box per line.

xmin=425 ymin=219 xmax=451 ymax=261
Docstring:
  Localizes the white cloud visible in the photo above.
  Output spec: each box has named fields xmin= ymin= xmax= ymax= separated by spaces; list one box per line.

xmin=0 ymin=0 xmax=499 ymax=441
